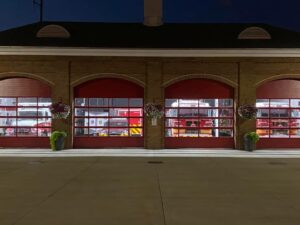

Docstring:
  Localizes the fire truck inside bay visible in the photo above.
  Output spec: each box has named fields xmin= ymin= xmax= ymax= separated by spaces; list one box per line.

xmin=165 ymin=99 xmax=232 ymax=137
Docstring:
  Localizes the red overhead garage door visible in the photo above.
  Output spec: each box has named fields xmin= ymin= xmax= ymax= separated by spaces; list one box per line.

xmin=256 ymin=79 xmax=300 ymax=148
xmin=73 ymin=78 xmax=144 ymax=148
xmin=165 ymin=79 xmax=234 ymax=148
xmin=0 ymin=78 xmax=52 ymax=148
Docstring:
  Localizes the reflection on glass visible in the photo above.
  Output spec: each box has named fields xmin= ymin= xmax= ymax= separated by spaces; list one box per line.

xmin=219 ymin=99 xmax=233 ymax=107
xmin=199 ymin=109 xmax=217 ymax=117
xmin=256 ymin=119 xmax=269 ymax=128
xmin=290 ymin=119 xmax=300 ymax=128
xmin=219 ymin=119 xmax=233 ymax=127
xmin=270 ymin=119 xmax=289 ymax=128
xmin=199 ymin=129 xmax=213 ymax=137
xmin=219 ymin=129 xmax=233 ymax=137
xmin=257 ymin=129 xmax=269 ymax=138
xmin=75 ymin=98 xmax=88 ymax=106
xmin=74 ymin=118 xmax=86 ymax=127
xmin=290 ymin=129 xmax=300 ymax=138
xmin=256 ymin=99 xmax=269 ymax=108
xmin=129 ymin=128 xmax=143 ymax=136
xmin=165 ymin=119 xmax=178 ymax=127
xmin=270 ymin=129 xmax=289 ymax=138
xmin=291 ymin=99 xmax=300 ymax=108
xmin=129 ymin=108 xmax=143 ymax=117
xmin=109 ymin=108 xmax=128 ymax=117
xmin=75 ymin=108 xmax=88 ymax=116
xmin=17 ymin=127 xmax=36 ymax=136
xmin=0 ymin=108 xmax=16 ymax=117
xmin=256 ymin=109 xmax=269 ymax=118
xmin=109 ymin=128 xmax=128 ymax=136
xmin=129 ymin=98 xmax=143 ymax=107
xmin=18 ymin=97 xmax=37 ymax=106
xmin=0 ymin=118 xmax=16 ymax=126
xmin=89 ymin=98 xmax=108 ymax=106
xmin=75 ymin=128 xmax=88 ymax=136
xmin=270 ymin=109 xmax=289 ymax=118
xmin=89 ymin=108 xmax=109 ymax=117
xmin=291 ymin=109 xmax=300 ymax=118
xmin=179 ymin=109 xmax=198 ymax=117
xmin=165 ymin=128 xmax=177 ymax=137
xmin=165 ymin=109 xmax=177 ymax=117
xmin=0 ymin=98 xmax=16 ymax=106
xmin=38 ymin=98 xmax=51 ymax=106
xmin=109 ymin=118 xmax=128 ymax=127
xmin=270 ymin=99 xmax=289 ymax=108
xmin=110 ymin=98 xmax=128 ymax=107
xmin=38 ymin=128 xmax=51 ymax=136
xmin=129 ymin=118 xmax=143 ymax=126
xmin=199 ymin=99 xmax=216 ymax=107
xmin=37 ymin=119 xmax=51 ymax=127
xmin=89 ymin=118 xmax=108 ymax=127
xmin=219 ymin=109 xmax=233 ymax=117
xmin=165 ymin=99 xmax=178 ymax=108
xmin=179 ymin=99 xmax=198 ymax=107
xmin=17 ymin=118 xmax=37 ymax=127
xmin=0 ymin=127 xmax=15 ymax=136
xmin=18 ymin=108 xmax=38 ymax=117
xmin=178 ymin=128 xmax=198 ymax=137
xmin=199 ymin=119 xmax=214 ymax=127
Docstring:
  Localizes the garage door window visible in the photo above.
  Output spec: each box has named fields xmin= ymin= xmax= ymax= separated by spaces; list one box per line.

xmin=74 ymin=98 xmax=143 ymax=137
xmin=165 ymin=99 xmax=233 ymax=137
xmin=0 ymin=97 xmax=52 ymax=137
xmin=256 ymin=99 xmax=300 ymax=138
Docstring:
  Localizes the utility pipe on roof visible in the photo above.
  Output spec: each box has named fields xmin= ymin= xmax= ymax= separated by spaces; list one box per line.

xmin=144 ymin=0 xmax=163 ymax=27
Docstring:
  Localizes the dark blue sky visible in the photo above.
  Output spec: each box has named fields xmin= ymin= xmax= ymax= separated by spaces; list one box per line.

xmin=1 ymin=0 xmax=300 ymax=32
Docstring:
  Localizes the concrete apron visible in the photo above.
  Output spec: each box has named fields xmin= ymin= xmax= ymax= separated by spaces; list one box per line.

xmin=1 ymin=148 xmax=300 ymax=158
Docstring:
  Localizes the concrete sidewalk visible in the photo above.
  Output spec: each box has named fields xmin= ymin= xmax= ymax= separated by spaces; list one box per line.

xmin=1 ymin=156 xmax=300 ymax=225
xmin=1 ymin=148 xmax=300 ymax=158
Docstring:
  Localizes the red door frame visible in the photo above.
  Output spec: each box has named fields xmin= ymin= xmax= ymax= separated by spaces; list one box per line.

xmin=257 ymin=79 xmax=300 ymax=148
xmin=165 ymin=79 xmax=235 ymax=148
xmin=73 ymin=78 xmax=144 ymax=148
xmin=0 ymin=78 xmax=51 ymax=148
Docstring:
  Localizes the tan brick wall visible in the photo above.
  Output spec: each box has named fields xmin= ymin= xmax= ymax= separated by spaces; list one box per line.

xmin=1 ymin=56 xmax=300 ymax=149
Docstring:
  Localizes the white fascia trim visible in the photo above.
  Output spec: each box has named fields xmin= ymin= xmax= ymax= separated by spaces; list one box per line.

xmin=1 ymin=46 xmax=300 ymax=57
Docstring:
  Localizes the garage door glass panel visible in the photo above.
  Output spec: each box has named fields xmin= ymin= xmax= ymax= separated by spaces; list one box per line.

xmin=165 ymin=98 xmax=234 ymax=138
xmin=0 ymin=97 xmax=52 ymax=137
xmin=74 ymin=98 xmax=143 ymax=137
xmin=256 ymin=99 xmax=300 ymax=138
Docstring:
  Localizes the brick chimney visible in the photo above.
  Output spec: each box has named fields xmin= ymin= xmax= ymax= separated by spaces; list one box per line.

xmin=144 ymin=0 xmax=163 ymax=27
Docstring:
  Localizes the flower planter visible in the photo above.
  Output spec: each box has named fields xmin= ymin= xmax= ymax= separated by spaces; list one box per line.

xmin=244 ymin=136 xmax=256 ymax=151
xmin=151 ymin=118 xmax=157 ymax=126
xmin=55 ymin=135 xmax=65 ymax=151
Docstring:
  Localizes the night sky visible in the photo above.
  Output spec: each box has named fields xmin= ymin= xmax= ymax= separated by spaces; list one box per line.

xmin=1 ymin=0 xmax=300 ymax=32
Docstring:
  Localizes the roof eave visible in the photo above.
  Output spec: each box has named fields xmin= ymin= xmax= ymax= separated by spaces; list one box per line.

xmin=1 ymin=46 xmax=300 ymax=57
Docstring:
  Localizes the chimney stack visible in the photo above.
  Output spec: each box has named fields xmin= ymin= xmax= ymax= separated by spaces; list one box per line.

xmin=144 ymin=0 xmax=163 ymax=27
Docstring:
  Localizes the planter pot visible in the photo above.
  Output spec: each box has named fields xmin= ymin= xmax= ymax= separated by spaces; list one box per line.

xmin=151 ymin=118 xmax=157 ymax=126
xmin=244 ymin=136 xmax=256 ymax=151
xmin=55 ymin=136 xmax=65 ymax=151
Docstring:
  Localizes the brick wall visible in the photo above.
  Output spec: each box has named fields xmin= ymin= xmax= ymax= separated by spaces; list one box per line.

xmin=1 ymin=56 xmax=300 ymax=149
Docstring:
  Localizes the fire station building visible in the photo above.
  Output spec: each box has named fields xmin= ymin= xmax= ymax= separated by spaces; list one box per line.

xmin=1 ymin=22 xmax=300 ymax=150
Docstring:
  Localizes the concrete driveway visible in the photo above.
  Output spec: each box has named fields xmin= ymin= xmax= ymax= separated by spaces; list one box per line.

xmin=1 ymin=156 xmax=300 ymax=225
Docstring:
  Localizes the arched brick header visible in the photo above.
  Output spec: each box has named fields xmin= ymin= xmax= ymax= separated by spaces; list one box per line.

xmin=74 ymin=78 xmax=144 ymax=98
xmin=165 ymin=78 xmax=234 ymax=98
xmin=0 ymin=78 xmax=51 ymax=97
xmin=257 ymin=79 xmax=300 ymax=98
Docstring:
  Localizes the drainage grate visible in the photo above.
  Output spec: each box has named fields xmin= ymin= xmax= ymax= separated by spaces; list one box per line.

xmin=268 ymin=161 xmax=287 ymax=166
xmin=148 ymin=161 xmax=163 ymax=164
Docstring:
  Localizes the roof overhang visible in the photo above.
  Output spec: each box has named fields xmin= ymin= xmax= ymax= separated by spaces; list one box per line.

xmin=1 ymin=46 xmax=300 ymax=57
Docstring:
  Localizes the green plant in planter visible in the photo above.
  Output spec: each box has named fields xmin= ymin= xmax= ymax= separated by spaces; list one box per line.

xmin=50 ymin=131 xmax=67 ymax=151
xmin=244 ymin=132 xmax=260 ymax=151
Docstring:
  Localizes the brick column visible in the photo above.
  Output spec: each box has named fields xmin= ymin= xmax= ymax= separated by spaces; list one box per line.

xmin=51 ymin=65 xmax=72 ymax=149
xmin=145 ymin=61 xmax=164 ymax=149
xmin=236 ymin=62 xmax=256 ymax=150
